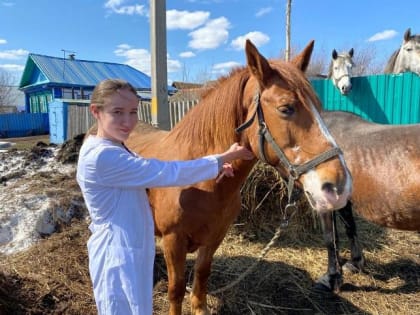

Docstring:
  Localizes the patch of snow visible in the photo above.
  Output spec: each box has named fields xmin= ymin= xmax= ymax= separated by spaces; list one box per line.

xmin=0 ymin=146 xmax=79 ymax=255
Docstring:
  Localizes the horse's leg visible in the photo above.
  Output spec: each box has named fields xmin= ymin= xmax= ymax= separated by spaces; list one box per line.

xmin=314 ymin=210 xmax=343 ymax=293
xmin=190 ymin=245 xmax=219 ymax=315
xmin=162 ymin=233 xmax=188 ymax=315
xmin=337 ymin=201 xmax=365 ymax=273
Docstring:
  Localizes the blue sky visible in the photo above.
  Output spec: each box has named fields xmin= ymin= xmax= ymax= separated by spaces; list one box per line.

xmin=1 ymin=0 xmax=419 ymax=85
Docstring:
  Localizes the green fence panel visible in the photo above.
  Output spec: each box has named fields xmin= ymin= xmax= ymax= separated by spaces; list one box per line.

xmin=311 ymin=72 xmax=420 ymax=124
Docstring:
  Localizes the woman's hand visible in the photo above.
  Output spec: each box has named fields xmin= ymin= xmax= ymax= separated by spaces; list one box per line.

xmin=216 ymin=144 xmax=254 ymax=183
xmin=222 ymin=143 xmax=255 ymax=163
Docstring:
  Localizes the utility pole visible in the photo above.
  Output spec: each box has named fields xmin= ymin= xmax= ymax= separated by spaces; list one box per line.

xmin=150 ymin=0 xmax=170 ymax=130
xmin=285 ymin=0 xmax=292 ymax=61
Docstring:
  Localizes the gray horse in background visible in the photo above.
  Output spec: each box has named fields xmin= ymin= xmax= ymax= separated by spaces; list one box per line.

xmin=385 ymin=28 xmax=420 ymax=75
xmin=328 ymin=48 xmax=355 ymax=95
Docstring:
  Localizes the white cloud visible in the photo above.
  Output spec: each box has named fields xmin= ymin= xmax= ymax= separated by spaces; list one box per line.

xmin=231 ymin=31 xmax=270 ymax=51
xmin=114 ymin=44 xmax=151 ymax=75
xmin=188 ymin=17 xmax=230 ymax=50
xmin=114 ymin=44 xmax=181 ymax=75
xmin=0 ymin=64 xmax=25 ymax=72
xmin=256 ymin=7 xmax=272 ymax=18
xmin=211 ymin=61 xmax=241 ymax=76
xmin=367 ymin=30 xmax=398 ymax=42
xmin=0 ymin=49 xmax=29 ymax=60
xmin=1 ymin=2 xmax=15 ymax=7
xmin=0 ymin=39 xmax=7 ymax=45
xmin=104 ymin=0 xmax=146 ymax=15
xmin=179 ymin=51 xmax=196 ymax=58
xmin=167 ymin=57 xmax=182 ymax=73
xmin=167 ymin=10 xmax=209 ymax=30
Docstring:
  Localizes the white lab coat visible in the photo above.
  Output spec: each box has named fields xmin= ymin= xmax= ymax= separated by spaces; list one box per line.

xmin=76 ymin=136 xmax=220 ymax=315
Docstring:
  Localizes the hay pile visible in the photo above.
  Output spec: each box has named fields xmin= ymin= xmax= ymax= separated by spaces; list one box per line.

xmin=0 ymin=139 xmax=419 ymax=315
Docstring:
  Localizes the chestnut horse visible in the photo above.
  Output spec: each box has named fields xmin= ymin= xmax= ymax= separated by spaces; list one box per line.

xmin=328 ymin=48 xmax=355 ymax=95
xmin=315 ymin=110 xmax=420 ymax=292
xmin=125 ymin=40 xmax=352 ymax=315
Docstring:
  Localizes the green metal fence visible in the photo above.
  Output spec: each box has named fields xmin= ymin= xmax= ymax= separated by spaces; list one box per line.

xmin=135 ymin=73 xmax=420 ymax=127
xmin=311 ymin=72 xmax=420 ymax=124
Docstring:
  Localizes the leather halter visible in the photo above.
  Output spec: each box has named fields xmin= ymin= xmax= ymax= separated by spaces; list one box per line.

xmin=333 ymin=73 xmax=350 ymax=86
xmin=235 ymin=91 xmax=342 ymax=219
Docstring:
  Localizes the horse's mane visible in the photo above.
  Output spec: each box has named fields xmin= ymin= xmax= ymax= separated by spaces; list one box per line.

xmin=272 ymin=60 xmax=322 ymax=112
xmin=385 ymin=33 xmax=420 ymax=73
xmin=327 ymin=62 xmax=334 ymax=78
xmin=384 ymin=49 xmax=399 ymax=73
xmin=168 ymin=60 xmax=321 ymax=152
xmin=169 ymin=67 xmax=248 ymax=151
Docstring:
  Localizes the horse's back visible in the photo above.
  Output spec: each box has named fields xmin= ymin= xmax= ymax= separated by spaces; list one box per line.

xmin=323 ymin=111 xmax=384 ymax=144
xmin=322 ymin=110 xmax=420 ymax=230
xmin=125 ymin=121 xmax=169 ymax=157
xmin=322 ymin=110 xmax=420 ymax=142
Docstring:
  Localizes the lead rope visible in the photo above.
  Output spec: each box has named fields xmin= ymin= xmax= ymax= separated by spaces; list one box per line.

xmin=209 ymin=223 xmax=284 ymax=295
xmin=332 ymin=211 xmax=340 ymax=271
xmin=207 ymin=179 xmax=298 ymax=295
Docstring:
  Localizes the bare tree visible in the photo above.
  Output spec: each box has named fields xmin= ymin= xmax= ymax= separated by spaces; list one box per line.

xmin=0 ymin=70 xmax=18 ymax=108
xmin=351 ymin=44 xmax=384 ymax=75
xmin=306 ymin=47 xmax=329 ymax=78
xmin=181 ymin=61 xmax=191 ymax=83
xmin=282 ymin=43 xmax=384 ymax=77
xmin=193 ymin=65 xmax=214 ymax=84
xmin=279 ymin=44 xmax=329 ymax=78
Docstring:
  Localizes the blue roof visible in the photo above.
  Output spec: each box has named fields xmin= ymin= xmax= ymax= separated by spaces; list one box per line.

xmin=19 ymin=53 xmax=152 ymax=90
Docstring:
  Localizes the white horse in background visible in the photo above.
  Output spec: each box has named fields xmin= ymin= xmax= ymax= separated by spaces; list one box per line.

xmin=328 ymin=48 xmax=354 ymax=95
xmin=384 ymin=28 xmax=420 ymax=75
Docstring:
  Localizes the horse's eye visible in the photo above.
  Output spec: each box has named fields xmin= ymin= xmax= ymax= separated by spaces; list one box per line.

xmin=278 ymin=105 xmax=295 ymax=117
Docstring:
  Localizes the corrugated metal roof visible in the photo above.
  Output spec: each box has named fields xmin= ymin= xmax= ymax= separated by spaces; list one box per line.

xmin=19 ymin=54 xmax=152 ymax=90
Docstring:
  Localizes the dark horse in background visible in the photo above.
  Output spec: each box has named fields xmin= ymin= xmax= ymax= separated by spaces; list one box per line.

xmin=124 ymin=40 xmax=352 ymax=315
xmin=315 ymin=110 xmax=420 ymax=292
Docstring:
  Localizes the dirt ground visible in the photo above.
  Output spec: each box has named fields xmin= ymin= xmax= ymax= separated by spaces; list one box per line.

xmin=0 ymin=136 xmax=418 ymax=315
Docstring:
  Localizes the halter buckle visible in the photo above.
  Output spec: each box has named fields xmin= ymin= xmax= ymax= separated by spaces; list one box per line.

xmin=281 ymin=202 xmax=298 ymax=228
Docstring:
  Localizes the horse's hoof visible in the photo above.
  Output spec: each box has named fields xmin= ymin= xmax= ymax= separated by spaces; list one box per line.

xmin=343 ymin=261 xmax=361 ymax=273
xmin=192 ymin=309 xmax=210 ymax=315
xmin=343 ymin=255 xmax=365 ymax=274
xmin=314 ymin=273 xmax=342 ymax=293
xmin=313 ymin=282 xmax=333 ymax=293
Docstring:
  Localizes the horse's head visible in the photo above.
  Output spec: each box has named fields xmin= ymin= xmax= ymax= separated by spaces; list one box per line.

xmin=398 ymin=28 xmax=420 ymax=75
xmin=238 ymin=40 xmax=352 ymax=213
xmin=328 ymin=48 xmax=354 ymax=95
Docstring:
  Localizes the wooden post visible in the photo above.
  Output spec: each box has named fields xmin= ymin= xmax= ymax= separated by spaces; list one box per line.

xmin=150 ymin=0 xmax=170 ymax=130
xmin=285 ymin=0 xmax=292 ymax=62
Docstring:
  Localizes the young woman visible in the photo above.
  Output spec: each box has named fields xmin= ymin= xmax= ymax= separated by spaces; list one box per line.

xmin=76 ymin=79 xmax=254 ymax=315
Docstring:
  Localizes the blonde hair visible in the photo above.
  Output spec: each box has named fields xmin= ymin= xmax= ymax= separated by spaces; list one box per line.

xmin=90 ymin=79 xmax=138 ymax=109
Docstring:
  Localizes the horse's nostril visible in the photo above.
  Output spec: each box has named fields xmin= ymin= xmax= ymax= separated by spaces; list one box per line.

xmin=322 ymin=182 xmax=336 ymax=194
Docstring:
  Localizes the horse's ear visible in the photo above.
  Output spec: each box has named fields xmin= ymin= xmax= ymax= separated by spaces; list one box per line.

xmin=332 ymin=49 xmax=338 ymax=60
xmin=291 ymin=40 xmax=314 ymax=72
xmin=349 ymin=48 xmax=354 ymax=58
xmin=245 ymin=39 xmax=273 ymax=87
xmin=404 ymin=28 xmax=411 ymax=41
